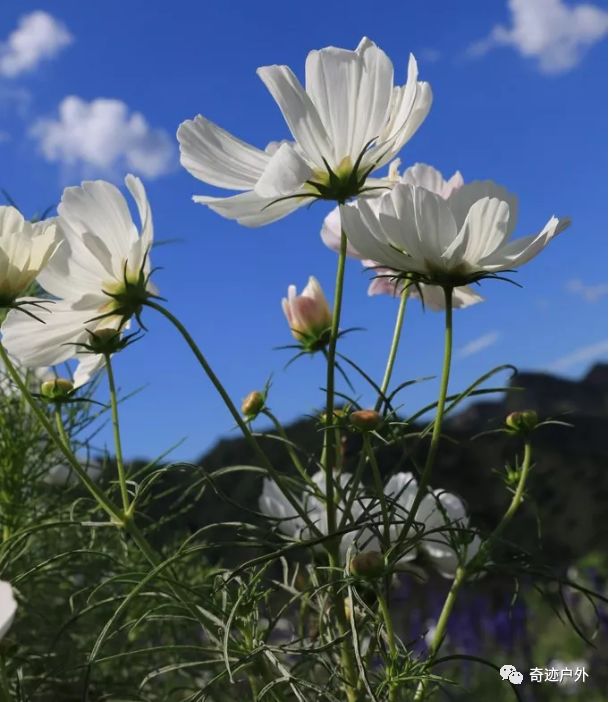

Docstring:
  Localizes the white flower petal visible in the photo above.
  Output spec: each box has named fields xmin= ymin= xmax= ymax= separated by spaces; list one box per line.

xmin=305 ymin=38 xmax=394 ymax=166
xmin=2 ymin=299 xmax=98 ymax=367
xmin=58 ymin=180 xmax=137 ymax=263
xmin=374 ymin=55 xmax=432 ymax=166
xmin=257 ymin=64 xmax=331 ymax=168
xmin=400 ymin=163 xmax=464 ymax=199
xmin=177 ymin=114 xmax=269 ymax=189
xmin=254 ymin=142 xmax=312 ymax=198
xmin=480 ymin=215 xmax=570 ymax=271
xmin=320 ymin=206 xmax=363 ymax=258
xmin=194 ymin=189 xmax=312 ymax=227
xmin=448 ymin=180 xmax=518 ymax=234
xmin=453 ymin=197 xmax=511 ymax=266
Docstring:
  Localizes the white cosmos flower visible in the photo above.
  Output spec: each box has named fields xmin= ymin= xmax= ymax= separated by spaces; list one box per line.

xmin=259 ymin=470 xmax=352 ymax=545
xmin=0 ymin=206 xmax=61 ymax=305
xmin=0 ymin=581 xmax=16 ymax=641
xmin=417 ymin=490 xmax=481 ymax=578
xmin=341 ymin=180 xmax=571 ymax=285
xmin=341 ymin=471 xmax=420 ymax=562
xmin=1 ymin=175 xmax=154 ymax=373
xmin=321 ymin=164 xmax=483 ymax=309
xmin=178 ymin=37 xmax=432 ymax=226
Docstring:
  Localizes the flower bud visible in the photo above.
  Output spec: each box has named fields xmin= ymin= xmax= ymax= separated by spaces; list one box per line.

xmin=40 ymin=378 xmax=74 ymax=400
xmin=349 ymin=409 xmax=382 ymax=432
xmin=505 ymin=410 xmax=538 ymax=433
xmin=349 ymin=551 xmax=385 ymax=579
xmin=281 ymin=276 xmax=332 ymax=350
xmin=242 ymin=390 xmax=265 ymax=418
xmin=86 ymin=328 xmax=124 ymax=355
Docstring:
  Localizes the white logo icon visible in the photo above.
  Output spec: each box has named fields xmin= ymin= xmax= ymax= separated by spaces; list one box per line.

xmin=500 ymin=664 xmax=516 ymax=680
xmin=500 ymin=664 xmax=523 ymax=684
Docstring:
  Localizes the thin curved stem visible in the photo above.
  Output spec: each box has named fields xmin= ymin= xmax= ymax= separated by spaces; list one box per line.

xmin=323 ymin=227 xmax=348 ymax=543
xmin=414 ymin=440 xmax=534 ymax=700
xmin=364 ymin=434 xmax=390 ymax=550
xmin=144 ymin=300 xmax=320 ymax=537
xmin=0 ymin=343 xmax=122 ymax=523
xmin=261 ymin=408 xmax=309 ymax=484
xmin=377 ymin=589 xmax=398 ymax=702
xmin=374 ymin=286 xmax=409 ymax=413
xmin=393 ymin=286 xmax=454 ymax=555
xmin=104 ymin=354 xmax=130 ymax=515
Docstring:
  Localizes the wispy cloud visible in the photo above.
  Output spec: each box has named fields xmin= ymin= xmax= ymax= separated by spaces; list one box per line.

xmin=468 ymin=0 xmax=608 ymax=74
xmin=419 ymin=48 xmax=442 ymax=63
xmin=0 ymin=11 xmax=72 ymax=78
xmin=566 ymin=278 xmax=608 ymax=303
xmin=548 ymin=340 xmax=608 ymax=372
xmin=30 ymin=96 xmax=176 ymax=179
xmin=458 ymin=331 xmax=501 ymax=359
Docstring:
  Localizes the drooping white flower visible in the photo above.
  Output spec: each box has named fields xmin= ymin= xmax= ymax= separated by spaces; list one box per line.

xmin=2 ymin=175 xmax=155 ymax=371
xmin=417 ymin=490 xmax=481 ymax=578
xmin=178 ymin=38 xmax=432 ymax=226
xmin=259 ymin=469 xmax=353 ymax=544
xmin=320 ymin=164 xmax=483 ymax=309
xmin=341 ymin=472 xmax=421 ymax=562
xmin=0 ymin=206 xmax=61 ymax=305
xmin=341 ymin=180 xmax=571 ymax=285
xmin=259 ymin=477 xmax=308 ymax=538
xmin=282 ymin=276 xmax=332 ymax=347
xmin=0 ymin=581 xmax=16 ymax=641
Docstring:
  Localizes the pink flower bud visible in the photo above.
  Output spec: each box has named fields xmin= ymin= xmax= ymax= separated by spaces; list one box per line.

xmin=281 ymin=276 xmax=332 ymax=346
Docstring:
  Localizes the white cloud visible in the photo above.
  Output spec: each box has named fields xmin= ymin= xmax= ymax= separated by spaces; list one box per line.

xmin=469 ymin=0 xmax=608 ymax=73
xmin=30 ymin=96 xmax=176 ymax=179
xmin=548 ymin=340 xmax=608 ymax=371
xmin=458 ymin=331 xmax=501 ymax=359
xmin=0 ymin=11 xmax=72 ymax=78
xmin=566 ymin=278 xmax=608 ymax=303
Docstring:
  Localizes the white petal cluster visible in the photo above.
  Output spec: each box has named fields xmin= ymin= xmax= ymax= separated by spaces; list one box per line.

xmin=2 ymin=175 xmax=155 ymax=386
xmin=178 ymin=38 xmax=432 ymax=226
xmin=341 ymin=179 xmax=570 ymax=285
xmin=259 ymin=470 xmax=479 ymax=578
xmin=321 ymin=162 xmax=483 ymax=309
xmin=0 ymin=206 xmax=60 ymax=305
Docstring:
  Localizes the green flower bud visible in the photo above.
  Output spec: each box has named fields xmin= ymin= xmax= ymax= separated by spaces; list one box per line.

xmin=40 ymin=378 xmax=74 ymax=400
xmin=505 ymin=410 xmax=538 ymax=433
xmin=242 ymin=390 xmax=265 ymax=418
xmin=349 ymin=551 xmax=385 ymax=579
xmin=349 ymin=409 xmax=382 ymax=432
xmin=86 ymin=328 xmax=124 ymax=355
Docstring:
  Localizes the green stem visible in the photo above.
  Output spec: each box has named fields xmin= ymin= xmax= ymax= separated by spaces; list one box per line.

xmin=322 ymin=225 xmax=357 ymax=701
xmin=0 ymin=344 xmax=122 ymax=524
xmin=144 ymin=300 xmax=320 ymax=537
xmin=414 ymin=567 xmax=465 ymax=701
xmin=261 ymin=409 xmax=309 ymax=485
xmin=104 ymin=354 xmax=130 ymax=515
xmin=414 ymin=441 xmax=534 ymax=700
xmin=364 ymin=435 xmax=390 ymax=550
xmin=324 ymin=228 xmax=348 ymax=543
xmin=392 ymin=286 xmax=454 ymax=559
xmin=374 ymin=285 xmax=409 ymax=413
xmin=476 ymin=439 xmax=533 ymax=563
xmin=377 ymin=589 xmax=398 ymax=702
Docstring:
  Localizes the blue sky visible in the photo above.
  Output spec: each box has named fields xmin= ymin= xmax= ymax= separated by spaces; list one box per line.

xmin=0 ymin=0 xmax=607 ymax=461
